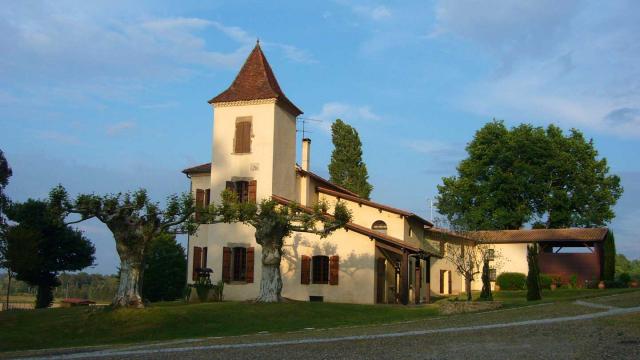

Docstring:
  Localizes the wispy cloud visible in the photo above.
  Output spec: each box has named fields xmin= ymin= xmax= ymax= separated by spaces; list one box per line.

xmin=309 ymin=101 xmax=381 ymax=133
xmin=106 ymin=121 xmax=136 ymax=136
xmin=37 ymin=130 xmax=81 ymax=145
xmin=337 ymin=1 xmax=392 ymax=21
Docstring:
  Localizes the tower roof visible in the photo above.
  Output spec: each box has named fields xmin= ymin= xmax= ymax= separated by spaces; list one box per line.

xmin=208 ymin=42 xmax=303 ymax=116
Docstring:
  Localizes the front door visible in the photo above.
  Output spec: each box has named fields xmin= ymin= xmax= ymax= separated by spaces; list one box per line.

xmin=376 ymin=258 xmax=386 ymax=303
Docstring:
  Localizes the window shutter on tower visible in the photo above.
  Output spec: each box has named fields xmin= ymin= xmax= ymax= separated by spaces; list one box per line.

xmin=248 ymin=180 xmax=257 ymax=203
xmin=195 ymin=189 xmax=204 ymax=221
xmin=234 ymin=119 xmax=252 ymax=153
xmin=329 ymin=255 xmax=340 ymax=285
xmin=246 ymin=247 xmax=255 ymax=283
xmin=192 ymin=247 xmax=202 ymax=281
xmin=222 ymin=247 xmax=232 ymax=283
xmin=301 ymin=255 xmax=311 ymax=285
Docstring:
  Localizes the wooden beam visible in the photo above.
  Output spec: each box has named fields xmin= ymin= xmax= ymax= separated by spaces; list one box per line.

xmin=400 ymin=251 xmax=409 ymax=305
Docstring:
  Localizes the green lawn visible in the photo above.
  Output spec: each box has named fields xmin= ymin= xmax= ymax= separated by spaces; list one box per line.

xmin=0 ymin=288 xmax=638 ymax=352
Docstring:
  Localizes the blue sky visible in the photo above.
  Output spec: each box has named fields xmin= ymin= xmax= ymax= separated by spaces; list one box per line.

xmin=1 ymin=0 xmax=639 ymax=274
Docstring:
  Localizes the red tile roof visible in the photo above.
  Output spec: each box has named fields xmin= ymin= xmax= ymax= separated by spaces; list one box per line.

xmin=182 ymin=162 xmax=212 ymax=175
xmin=472 ymin=228 xmax=609 ymax=244
xmin=271 ymin=194 xmax=437 ymax=256
xmin=316 ymin=186 xmax=434 ymax=227
xmin=208 ymin=42 xmax=303 ymax=116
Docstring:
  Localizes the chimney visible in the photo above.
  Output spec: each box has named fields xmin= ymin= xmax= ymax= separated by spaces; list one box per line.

xmin=301 ymin=138 xmax=311 ymax=171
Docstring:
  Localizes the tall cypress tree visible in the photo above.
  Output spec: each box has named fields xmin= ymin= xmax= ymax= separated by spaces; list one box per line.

xmin=328 ymin=119 xmax=373 ymax=199
xmin=526 ymin=244 xmax=542 ymax=301
xmin=602 ymin=230 xmax=616 ymax=281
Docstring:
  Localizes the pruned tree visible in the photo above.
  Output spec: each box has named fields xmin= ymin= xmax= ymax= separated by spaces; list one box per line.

xmin=49 ymin=186 xmax=195 ymax=308
xmin=479 ymin=258 xmax=493 ymax=301
xmin=199 ymin=190 xmax=351 ymax=302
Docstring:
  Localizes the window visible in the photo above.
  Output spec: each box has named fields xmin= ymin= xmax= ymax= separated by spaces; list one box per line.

xmin=312 ymin=256 xmax=329 ymax=284
xmin=226 ymin=180 xmax=257 ymax=203
xmin=489 ymin=268 xmax=497 ymax=282
xmin=487 ymin=248 xmax=495 ymax=261
xmin=234 ymin=117 xmax=252 ymax=153
xmin=371 ymin=220 xmax=387 ymax=235
xmin=232 ymin=247 xmax=247 ymax=281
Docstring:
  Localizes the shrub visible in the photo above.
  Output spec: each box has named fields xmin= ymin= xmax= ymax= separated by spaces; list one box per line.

xmin=540 ymin=274 xmax=553 ymax=289
xmin=496 ymin=272 xmax=527 ymax=290
xmin=569 ymin=274 xmax=578 ymax=289
xmin=618 ymin=273 xmax=631 ymax=286
xmin=604 ymin=279 xmax=626 ymax=289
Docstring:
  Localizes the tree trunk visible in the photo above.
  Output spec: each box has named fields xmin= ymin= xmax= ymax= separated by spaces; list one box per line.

xmin=113 ymin=256 xmax=144 ymax=308
xmin=255 ymin=245 xmax=282 ymax=302
xmin=465 ymin=277 xmax=472 ymax=301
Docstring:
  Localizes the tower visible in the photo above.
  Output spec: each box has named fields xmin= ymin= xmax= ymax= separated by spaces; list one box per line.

xmin=208 ymin=42 xmax=303 ymax=202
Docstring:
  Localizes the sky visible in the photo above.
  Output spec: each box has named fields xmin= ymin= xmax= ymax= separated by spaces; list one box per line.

xmin=1 ymin=0 xmax=639 ymax=274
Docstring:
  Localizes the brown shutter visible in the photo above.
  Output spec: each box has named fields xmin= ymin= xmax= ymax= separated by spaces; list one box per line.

xmin=248 ymin=180 xmax=257 ymax=203
xmin=246 ymin=247 xmax=255 ymax=283
xmin=244 ymin=121 xmax=252 ymax=152
xmin=202 ymin=247 xmax=208 ymax=269
xmin=448 ymin=271 xmax=452 ymax=295
xmin=329 ymin=255 xmax=339 ymax=285
xmin=222 ymin=247 xmax=231 ymax=283
xmin=234 ymin=121 xmax=251 ymax=153
xmin=192 ymin=247 xmax=202 ymax=281
xmin=195 ymin=189 xmax=204 ymax=221
xmin=204 ymin=189 xmax=211 ymax=207
xmin=301 ymin=255 xmax=311 ymax=285
xmin=234 ymin=122 xmax=242 ymax=153
xmin=440 ymin=270 xmax=445 ymax=294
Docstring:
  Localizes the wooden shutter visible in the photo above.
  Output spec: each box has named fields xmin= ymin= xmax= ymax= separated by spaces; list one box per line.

xmin=440 ymin=270 xmax=445 ymax=294
xmin=448 ymin=271 xmax=452 ymax=295
xmin=246 ymin=247 xmax=255 ymax=283
xmin=192 ymin=247 xmax=202 ymax=281
xmin=202 ymin=247 xmax=208 ymax=269
xmin=248 ymin=180 xmax=257 ymax=203
xmin=329 ymin=255 xmax=339 ymax=285
xmin=234 ymin=120 xmax=252 ymax=153
xmin=204 ymin=189 xmax=211 ymax=207
xmin=301 ymin=255 xmax=311 ymax=285
xmin=222 ymin=247 xmax=232 ymax=283
xmin=195 ymin=189 xmax=204 ymax=221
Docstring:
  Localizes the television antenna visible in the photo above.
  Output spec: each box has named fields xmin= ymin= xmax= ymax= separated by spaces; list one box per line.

xmin=296 ymin=117 xmax=323 ymax=139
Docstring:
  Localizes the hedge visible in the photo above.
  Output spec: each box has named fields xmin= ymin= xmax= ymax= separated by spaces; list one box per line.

xmin=496 ymin=272 xmax=527 ymax=290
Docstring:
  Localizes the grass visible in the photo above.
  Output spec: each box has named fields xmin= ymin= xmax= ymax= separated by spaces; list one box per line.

xmin=1 ymin=288 xmax=638 ymax=353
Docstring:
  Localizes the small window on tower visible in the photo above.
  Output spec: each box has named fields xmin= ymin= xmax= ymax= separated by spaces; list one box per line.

xmin=234 ymin=117 xmax=252 ymax=153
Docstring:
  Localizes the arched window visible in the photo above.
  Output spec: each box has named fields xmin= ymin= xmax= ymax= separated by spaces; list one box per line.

xmin=372 ymin=220 xmax=387 ymax=235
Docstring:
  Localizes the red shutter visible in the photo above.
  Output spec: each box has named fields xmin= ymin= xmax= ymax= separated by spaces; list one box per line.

xmin=248 ymin=180 xmax=257 ymax=203
xmin=301 ymin=255 xmax=311 ymax=285
xmin=243 ymin=122 xmax=252 ymax=152
xmin=202 ymin=247 xmax=208 ymax=269
xmin=204 ymin=189 xmax=211 ymax=207
xmin=195 ymin=189 xmax=204 ymax=221
xmin=329 ymin=255 xmax=339 ymax=285
xmin=246 ymin=247 xmax=255 ymax=283
xmin=222 ymin=247 xmax=232 ymax=283
xmin=192 ymin=247 xmax=202 ymax=281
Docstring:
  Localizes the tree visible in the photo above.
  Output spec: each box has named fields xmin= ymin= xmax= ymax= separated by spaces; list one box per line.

xmin=328 ymin=119 xmax=373 ymax=199
xmin=0 ymin=149 xmax=13 ymax=309
xmin=602 ymin=230 xmax=616 ymax=281
xmin=479 ymin=259 xmax=493 ymax=301
xmin=200 ymin=190 xmax=351 ymax=302
xmin=526 ymin=244 xmax=541 ymax=301
xmin=437 ymin=121 xmax=623 ymax=230
xmin=5 ymin=199 xmax=95 ymax=308
xmin=142 ymin=233 xmax=187 ymax=302
xmin=49 ymin=186 xmax=195 ymax=308
xmin=442 ymin=239 xmax=495 ymax=301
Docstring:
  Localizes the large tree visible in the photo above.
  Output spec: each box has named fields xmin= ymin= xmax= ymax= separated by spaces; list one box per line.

xmin=50 ymin=186 xmax=195 ymax=308
xmin=142 ymin=233 xmax=187 ymax=302
xmin=5 ymin=199 xmax=95 ymax=308
xmin=437 ymin=121 xmax=623 ymax=230
xmin=328 ymin=119 xmax=373 ymax=199
xmin=0 ymin=149 xmax=12 ymax=308
xmin=200 ymin=190 xmax=351 ymax=302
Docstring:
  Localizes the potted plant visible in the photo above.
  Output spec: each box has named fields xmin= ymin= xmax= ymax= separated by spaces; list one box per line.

xmin=194 ymin=268 xmax=213 ymax=302
xmin=598 ymin=280 xmax=606 ymax=289
xmin=630 ymin=278 xmax=639 ymax=288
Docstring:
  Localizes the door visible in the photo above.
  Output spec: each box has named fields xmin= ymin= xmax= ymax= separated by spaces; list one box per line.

xmin=376 ymin=258 xmax=386 ymax=303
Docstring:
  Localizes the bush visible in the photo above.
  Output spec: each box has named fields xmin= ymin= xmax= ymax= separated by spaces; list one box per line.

xmin=604 ymin=279 xmax=626 ymax=289
xmin=496 ymin=272 xmax=527 ymax=290
xmin=569 ymin=274 xmax=578 ymax=289
xmin=540 ymin=274 xmax=553 ymax=289
xmin=617 ymin=273 xmax=631 ymax=286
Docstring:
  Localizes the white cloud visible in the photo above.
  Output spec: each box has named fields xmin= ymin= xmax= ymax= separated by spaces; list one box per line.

xmin=335 ymin=1 xmax=391 ymax=21
xmin=310 ymin=102 xmax=382 ymax=133
xmin=106 ymin=121 xmax=136 ymax=136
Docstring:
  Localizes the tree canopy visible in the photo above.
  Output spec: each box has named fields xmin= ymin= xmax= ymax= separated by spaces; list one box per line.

xmin=5 ymin=199 xmax=95 ymax=308
xmin=437 ymin=121 xmax=623 ymax=230
xmin=328 ymin=119 xmax=373 ymax=199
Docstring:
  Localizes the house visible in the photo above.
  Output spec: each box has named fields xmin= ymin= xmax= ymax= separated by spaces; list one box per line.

xmin=183 ymin=42 xmax=608 ymax=304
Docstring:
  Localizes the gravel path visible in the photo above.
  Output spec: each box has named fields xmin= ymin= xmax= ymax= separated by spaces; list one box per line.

xmin=12 ymin=299 xmax=640 ymax=360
